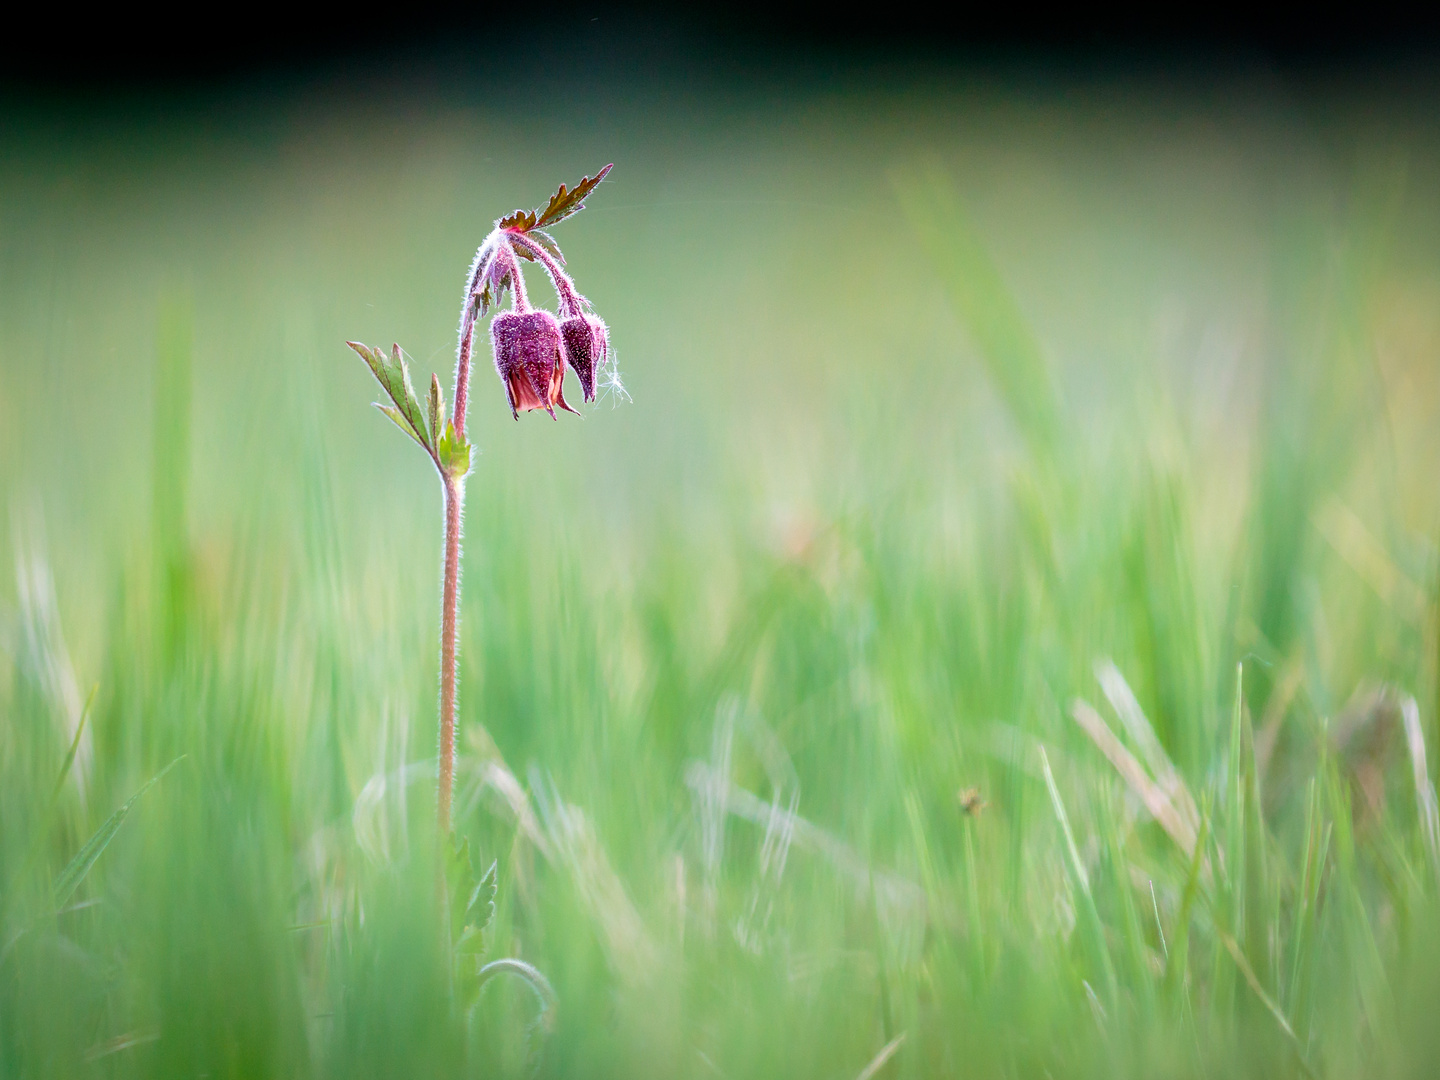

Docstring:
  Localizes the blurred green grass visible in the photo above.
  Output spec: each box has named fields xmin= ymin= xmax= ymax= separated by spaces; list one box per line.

xmin=2 ymin=67 xmax=1440 ymax=1077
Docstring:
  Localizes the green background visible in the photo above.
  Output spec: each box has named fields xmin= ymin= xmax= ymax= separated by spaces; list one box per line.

xmin=2 ymin=54 xmax=1439 ymax=1077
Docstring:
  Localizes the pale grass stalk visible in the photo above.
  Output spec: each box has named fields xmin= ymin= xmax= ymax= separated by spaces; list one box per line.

xmin=1095 ymin=659 xmax=1201 ymax=833
xmin=1070 ymin=699 xmax=1199 ymax=859
xmin=854 ymin=1033 xmax=906 ymax=1080
xmin=1401 ymin=695 xmax=1440 ymax=889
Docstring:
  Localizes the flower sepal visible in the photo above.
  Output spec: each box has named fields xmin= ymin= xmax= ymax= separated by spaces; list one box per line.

xmin=437 ymin=418 xmax=471 ymax=479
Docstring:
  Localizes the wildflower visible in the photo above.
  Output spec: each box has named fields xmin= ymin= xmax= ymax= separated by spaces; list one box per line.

xmin=349 ymin=165 xmax=615 ymax=868
xmin=491 ymin=309 xmax=578 ymax=419
xmin=560 ymin=312 xmax=609 ymax=403
xmin=459 ymin=165 xmax=622 ymax=419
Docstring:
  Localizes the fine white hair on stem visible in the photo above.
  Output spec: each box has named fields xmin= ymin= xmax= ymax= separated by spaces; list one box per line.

xmin=459 ymin=232 xmax=500 ymax=336
xmin=507 ymin=230 xmax=587 ymax=317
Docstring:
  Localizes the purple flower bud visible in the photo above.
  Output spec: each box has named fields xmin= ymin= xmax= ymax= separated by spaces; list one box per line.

xmin=490 ymin=309 xmax=579 ymax=420
xmin=560 ymin=313 xmax=609 ymax=404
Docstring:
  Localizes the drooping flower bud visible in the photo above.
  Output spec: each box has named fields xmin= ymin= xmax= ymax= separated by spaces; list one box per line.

xmin=560 ymin=313 xmax=609 ymax=403
xmin=490 ymin=309 xmax=579 ymax=419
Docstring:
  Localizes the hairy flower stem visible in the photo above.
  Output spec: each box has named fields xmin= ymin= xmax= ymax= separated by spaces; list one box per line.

xmin=502 ymin=239 xmax=531 ymax=313
xmin=437 ymin=473 xmax=463 ymax=836
xmin=453 ymin=318 xmax=473 ymax=445
xmin=507 ymin=231 xmax=584 ymax=315
xmin=440 ymin=315 xmax=477 ymax=837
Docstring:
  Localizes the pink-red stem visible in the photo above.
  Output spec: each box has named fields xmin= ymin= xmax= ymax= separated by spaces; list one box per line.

xmin=437 ymin=473 xmax=463 ymax=837
xmin=439 ymin=311 xmax=476 ymax=837
xmin=453 ymin=314 xmax=473 ymax=445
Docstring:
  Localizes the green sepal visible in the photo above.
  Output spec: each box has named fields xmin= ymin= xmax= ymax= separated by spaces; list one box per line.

xmin=438 ymin=419 xmax=471 ymax=478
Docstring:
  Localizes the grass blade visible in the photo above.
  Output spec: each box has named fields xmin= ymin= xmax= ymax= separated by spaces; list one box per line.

xmin=1071 ymin=698 xmax=1197 ymax=858
xmin=1164 ymin=803 xmax=1211 ymax=1006
xmin=1401 ymin=695 xmax=1440 ymax=890
xmin=48 ymin=683 xmax=97 ymax=806
xmin=52 ymin=756 xmax=184 ymax=909
xmin=1214 ymin=927 xmax=1316 ymax=1079
xmin=1039 ymin=745 xmax=1118 ymax=1007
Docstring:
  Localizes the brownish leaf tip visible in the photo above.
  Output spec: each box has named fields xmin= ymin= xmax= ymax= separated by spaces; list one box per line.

xmin=498 ymin=208 xmax=538 ymax=232
xmin=534 ymin=163 xmax=614 ymax=228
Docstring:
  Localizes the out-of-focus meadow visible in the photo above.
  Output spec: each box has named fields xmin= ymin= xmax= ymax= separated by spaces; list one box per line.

xmin=3 ymin=49 xmax=1440 ymax=1077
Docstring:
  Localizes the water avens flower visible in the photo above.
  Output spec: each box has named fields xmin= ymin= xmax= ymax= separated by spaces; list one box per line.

xmin=466 ymin=169 xmax=619 ymax=418
xmin=347 ymin=163 xmax=615 ymax=862
xmin=492 ymin=309 xmax=578 ymax=418
xmin=346 ymin=166 xmax=615 ymax=1021
xmin=560 ymin=312 xmax=609 ymax=403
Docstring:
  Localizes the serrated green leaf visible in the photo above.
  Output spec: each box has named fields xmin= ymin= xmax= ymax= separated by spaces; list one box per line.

xmin=468 ymin=859 xmax=497 ymax=927
xmin=534 ymin=164 xmax=613 ymax=229
xmin=53 ymin=756 xmax=184 ymax=909
xmin=446 ymin=832 xmax=474 ymax=928
xmin=450 ymin=857 xmax=497 ymax=956
xmin=438 ymin=420 xmax=471 ymax=478
xmin=446 ymin=834 xmax=483 ymax=945
xmin=390 ymin=345 xmax=431 ymax=448
xmin=376 ymin=404 xmax=429 ymax=452
xmin=348 ymin=341 xmax=434 ymax=455
xmin=455 ymin=924 xmax=488 ymax=955
xmin=347 ymin=340 xmax=382 ymax=382
xmin=428 ymin=373 xmax=444 ymax=447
